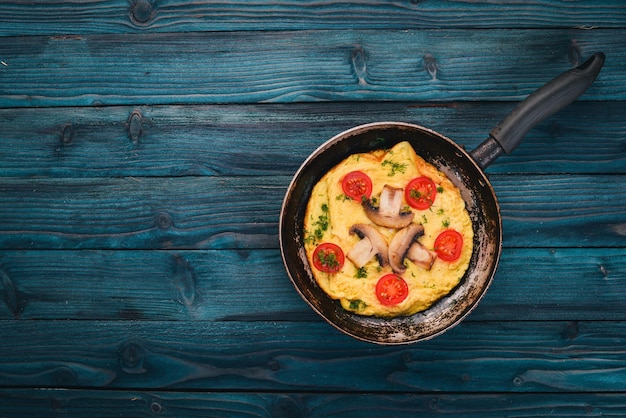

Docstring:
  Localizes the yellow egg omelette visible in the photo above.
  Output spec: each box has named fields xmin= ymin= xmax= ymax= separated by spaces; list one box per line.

xmin=303 ymin=141 xmax=473 ymax=318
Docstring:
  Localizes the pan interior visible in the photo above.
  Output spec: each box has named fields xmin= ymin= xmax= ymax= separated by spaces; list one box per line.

xmin=280 ymin=122 xmax=502 ymax=344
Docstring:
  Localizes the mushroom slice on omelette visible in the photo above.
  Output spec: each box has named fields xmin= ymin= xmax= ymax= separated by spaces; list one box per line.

xmin=303 ymin=141 xmax=473 ymax=318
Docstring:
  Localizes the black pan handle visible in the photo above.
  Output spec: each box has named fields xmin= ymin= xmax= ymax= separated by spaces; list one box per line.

xmin=470 ymin=52 xmax=605 ymax=169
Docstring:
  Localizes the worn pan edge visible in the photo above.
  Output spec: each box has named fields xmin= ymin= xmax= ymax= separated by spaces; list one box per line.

xmin=279 ymin=121 xmax=502 ymax=345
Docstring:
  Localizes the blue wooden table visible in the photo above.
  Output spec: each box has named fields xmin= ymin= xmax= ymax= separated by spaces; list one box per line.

xmin=1 ymin=1 xmax=625 ymax=416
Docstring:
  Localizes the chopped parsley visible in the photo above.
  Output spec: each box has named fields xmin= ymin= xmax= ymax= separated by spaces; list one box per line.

xmin=317 ymin=250 xmax=340 ymax=270
xmin=355 ymin=266 xmax=368 ymax=278
xmin=442 ymin=219 xmax=450 ymax=228
xmin=382 ymin=159 xmax=407 ymax=176
xmin=437 ymin=186 xmax=444 ymax=193
xmin=349 ymin=299 xmax=367 ymax=311
xmin=304 ymin=203 xmax=330 ymax=244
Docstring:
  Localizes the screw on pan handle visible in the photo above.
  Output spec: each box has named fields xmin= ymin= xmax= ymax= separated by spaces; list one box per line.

xmin=470 ymin=52 xmax=605 ymax=169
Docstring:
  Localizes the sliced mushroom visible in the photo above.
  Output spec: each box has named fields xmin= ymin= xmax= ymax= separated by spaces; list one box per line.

xmin=346 ymin=224 xmax=389 ymax=268
xmin=362 ymin=184 xmax=414 ymax=229
xmin=388 ymin=223 xmax=425 ymax=274
xmin=406 ymin=241 xmax=437 ymax=271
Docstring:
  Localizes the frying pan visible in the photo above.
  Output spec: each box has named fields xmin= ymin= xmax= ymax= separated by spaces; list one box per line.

xmin=280 ymin=52 xmax=605 ymax=345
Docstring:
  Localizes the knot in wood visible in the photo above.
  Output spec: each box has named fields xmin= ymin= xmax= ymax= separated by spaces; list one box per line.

xmin=569 ymin=40 xmax=582 ymax=66
xmin=127 ymin=109 xmax=144 ymax=143
xmin=155 ymin=212 xmax=173 ymax=230
xmin=130 ymin=0 xmax=155 ymax=26
xmin=599 ymin=264 xmax=609 ymax=278
xmin=351 ymin=46 xmax=368 ymax=85
xmin=562 ymin=321 xmax=579 ymax=340
xmin=1 ymin=266 xmax=24 ymax=318
xmin=150 ymin=402 xmax=163 ymax=414
xmin=423 ymin=53 xmax=438 ymax=80
xmin=268 ymin=360 xmax=280 ymax=372
xmin=55 ymin=367 xmax=77 ymax=385
xmin=173 ymin=255 xmax=197 ymax=306
xmin=119 ymin=341 xmax=146 ymax=374
xmin=61 ymin=122 xmax=73 ymax=145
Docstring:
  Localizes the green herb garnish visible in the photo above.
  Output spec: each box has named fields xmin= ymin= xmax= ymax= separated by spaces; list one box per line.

xmin=317 ymin=250 xmax=339 ymax=269
xmin=382 ymin=159 xmax=407 ymax=176
xmin=349 ymin=299 xmax=367 ymax=311
xmin=304 ymin=203 xmax=330 ymax=244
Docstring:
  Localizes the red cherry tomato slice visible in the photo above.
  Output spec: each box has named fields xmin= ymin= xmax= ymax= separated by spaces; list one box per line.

xmin=434 ymin=229 xmax=464 ymax=262
xmin=342 ymin=171 xmax=373 ymax=201
xmin=312 ymin=242 xmax=345 ymax=273
xmin=375 ymin=274 xmax=409 ymax=306
xmin=405 ymin=176 xmax=437 ymax=210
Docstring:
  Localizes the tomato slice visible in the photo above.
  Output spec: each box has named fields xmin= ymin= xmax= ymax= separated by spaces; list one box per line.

xmin=375 ymin=274 xmax=409 ymax=306
xmin=342 ymin=171 xmax=373 ymax=201
xmin=312 ymin=242 xmax=345 ymax=273
xmin=405 ymin=176 xmax=437 ymax=210
xmin=434 ymin=229 xmax=464 ymax=262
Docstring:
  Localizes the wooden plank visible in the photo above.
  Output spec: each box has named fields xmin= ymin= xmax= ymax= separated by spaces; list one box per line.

xmin=0 ymin=249 xmax=310 ymax=321
xmin=0 ymin=1 xmax=624 ymax=35
xmin=0 ymin=248 xmax=624 ymax=322
xmin=0 ymin=319 xmax=624 ymax=392
xmin=473 ymin=248 xmax=626 ymax=321
xmin=0 ymin=176 xmax=283 ymax=250
xmin=0 ymin=175 xmax=624 ymax=250
xmin=0 ymin=29 xmax=620 ymax=107
xmin=0 ymin=101 xmax=624 ymax=178
xmin=1 ymin=389 xmax=626 ymax=417
xmin=497 ymin=175 xmax=626 ymax=248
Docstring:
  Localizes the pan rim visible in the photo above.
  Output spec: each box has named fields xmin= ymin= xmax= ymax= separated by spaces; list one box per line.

xmin=279 ymin=121 xmax=503 ymax=345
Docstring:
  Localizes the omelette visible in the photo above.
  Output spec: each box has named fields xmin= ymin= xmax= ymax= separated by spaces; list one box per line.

xmin=303 ymin=141 xmax=473 ymax=318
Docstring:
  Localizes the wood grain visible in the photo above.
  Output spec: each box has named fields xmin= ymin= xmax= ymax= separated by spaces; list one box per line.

xmin=0 ymin=319 xmax=624 ymax=392
xmin=1 ymin=0 xmax=625 ymax=407
xmin=0 ymin=29 xmax=620 ymax=107
xmin=0 ymin=389 xmax=624 ymax=417
xmin=0 ymin=0 xmax=624 ymax=36
xmin=0 ymin=176 xmax=283 ymax=250
xmin=0 ymin=175 xmax=624 ymax=250
xmin=0 ymin=248 xmax=624 ymax=322
xmin=0 ymin=101 xmax=624 ymax=178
